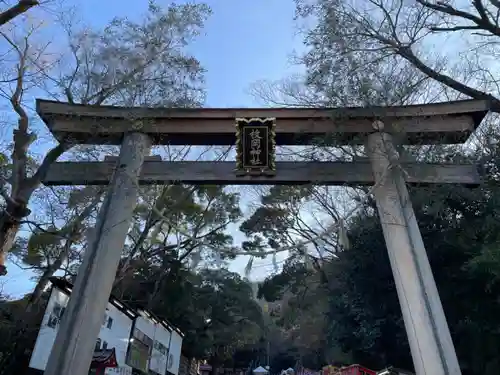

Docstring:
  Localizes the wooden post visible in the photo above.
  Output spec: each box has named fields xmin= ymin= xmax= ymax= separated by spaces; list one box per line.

xmin=44 ymin=132 xmax=151 ymax=375
xmin=366 ymin=121 xmax=461 ymax=375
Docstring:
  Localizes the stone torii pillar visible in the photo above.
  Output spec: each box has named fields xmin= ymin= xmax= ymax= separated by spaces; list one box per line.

xmin=367 ymin=121 xmax=461 ymax=375
xmin=44 ymin=132 xmax=150 ymax=375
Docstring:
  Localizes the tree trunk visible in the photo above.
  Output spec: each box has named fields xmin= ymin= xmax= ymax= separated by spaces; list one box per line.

xmin=0 ymin=0 xmax=39 ymax=26
xmin=0 ymin=200 xmax=29 ymax=275
xmin=27 ymin=251 xmax=65 ymax=310
xmin=28 ymin=270 xmax=51 ymax=307
xmin=27 ymin=194 xmax=101 ymax=307
xmin=147 ymin=277 xmax=162 ymax=311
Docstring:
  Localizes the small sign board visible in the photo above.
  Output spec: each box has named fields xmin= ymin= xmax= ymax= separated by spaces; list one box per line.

xmin=235 ymin=117 xmax=276 ymax=176
xmin=105 ymin=367 xmax=133 ymax=375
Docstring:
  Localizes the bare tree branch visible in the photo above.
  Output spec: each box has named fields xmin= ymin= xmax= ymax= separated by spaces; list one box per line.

xmin=0 ymin=0 xmax=38 ymax=26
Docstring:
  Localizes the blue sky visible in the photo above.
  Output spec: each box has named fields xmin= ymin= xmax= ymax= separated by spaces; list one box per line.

xmin=2 ymin=0 xmax=306 ymax=297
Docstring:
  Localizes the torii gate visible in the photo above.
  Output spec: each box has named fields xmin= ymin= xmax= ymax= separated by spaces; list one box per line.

xmin=36 ymin=99 xmax=488 ymax=375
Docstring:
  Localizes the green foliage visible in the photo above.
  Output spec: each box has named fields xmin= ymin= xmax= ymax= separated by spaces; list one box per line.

xmin=9 ymin=226 xmax=66 ymax=269
xmin=258 ymin=144 xmax=500 ymax=374
xmin=67 ymin=186 xmax=102 ymax=209
xmin=258 ymin=259 xmax=337 ymax=370
xmin=0 ymin=152 xmax=8 ymax=166
xmin=261 ymin=186 xmax=313 ymax=206
xmin=258 ymin=260 xmax=312 ymax=302
xmin=27 ymin=226 xmax=59 ymax=252
xmin=466 ymin=243 xmax=500 ymax=288
xmin=240 ymin=186 xmax=317 ymax=256
xmin=125 ymin=184 xmax=242 ymax=273
xmin=116 ymin=266 xmax=264 ymax=362
xmin=322 ymin=210 xmax=410 ymax=369
xmin=0 ymin=295 xmax=47 ymax=375
xmin=1 ymin=0 xmax=211 ymax=279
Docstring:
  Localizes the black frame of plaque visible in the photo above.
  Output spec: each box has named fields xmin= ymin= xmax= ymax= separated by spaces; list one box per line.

xmin=235 ymin=118 xmax=276 ymax=176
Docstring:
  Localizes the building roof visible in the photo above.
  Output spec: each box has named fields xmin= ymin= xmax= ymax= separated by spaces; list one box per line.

xmin=377 ymin=368 xmax=415 ymax=375
xmin=48 ymin=277 xmax=184 ymax=337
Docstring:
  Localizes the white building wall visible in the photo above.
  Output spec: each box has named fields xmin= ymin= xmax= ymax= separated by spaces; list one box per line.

xmin=28 ymin=282 xmax=184 ymax=375
xmin=135 ymin=315 xmax=156 ymax=340
xmin=29 ymin=286 xmax=134 ymax=372
xmin=167 ymin=330 xmax=183 ymax=375
xmin=97 ymin=303 xmax=133 ymax=366
xmin=28 ymin=287 xmax=69 ymax=371
xmin=150 ymin=323 xmax=172 ymax=375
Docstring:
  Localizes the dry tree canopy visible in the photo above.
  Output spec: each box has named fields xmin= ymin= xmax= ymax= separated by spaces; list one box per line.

xmin=0 ymin=1 xmax=211 ymax=279
xmin=295 ymin=0 xmax=500 ymax=110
